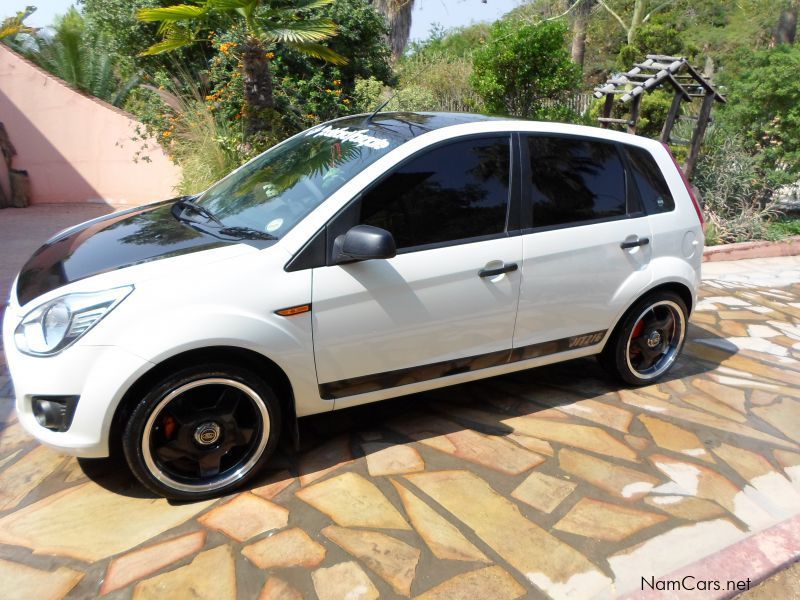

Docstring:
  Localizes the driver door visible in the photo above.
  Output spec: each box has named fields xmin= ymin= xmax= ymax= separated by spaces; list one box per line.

xmin=311 ymin=135 xmax=523 ymax=402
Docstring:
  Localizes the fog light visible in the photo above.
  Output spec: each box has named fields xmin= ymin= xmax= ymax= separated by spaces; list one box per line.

xmin=31 ymin=396 xmax=79 ymax=432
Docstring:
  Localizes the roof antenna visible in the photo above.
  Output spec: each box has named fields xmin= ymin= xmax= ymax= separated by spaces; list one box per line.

xmin=367 ymin=96 xmax=392 ymax=121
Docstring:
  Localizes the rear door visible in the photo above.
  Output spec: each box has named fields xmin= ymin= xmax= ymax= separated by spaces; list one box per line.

xmin=512 ymin=134 xmax=653 ymax=356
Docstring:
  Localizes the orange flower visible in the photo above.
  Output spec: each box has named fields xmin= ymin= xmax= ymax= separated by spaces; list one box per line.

xmin=163 ymin=130 xmax=172 ymax=138
xmin=265 ymin=52 xmax=275 ymax=59
xmin=333 ymin=79 xmax=341 ymax=85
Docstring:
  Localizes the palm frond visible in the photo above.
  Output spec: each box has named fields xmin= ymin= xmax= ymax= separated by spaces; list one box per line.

xmin=0 ymin=6 xmax=37 ymax=41
xmin=261 ymin=18 xmax=338 ymax=44
xmin=139 ymin=36 xmax=194 ymax=56
xmin=291 ymin=0 xmax=336 ymax=12
xmin=207 ymin=0 xmax=255 ymax=9
xmin=286 ymin=41 xmax=347 ymax=65
xmin=137 ymin=5 xmax=207 ymax=23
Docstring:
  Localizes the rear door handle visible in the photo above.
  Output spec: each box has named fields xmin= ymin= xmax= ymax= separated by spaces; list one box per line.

xmin=479 ymin=262 xmax=518 ymax=278
xmin=620 ymin=237 xmax=650 ymax=249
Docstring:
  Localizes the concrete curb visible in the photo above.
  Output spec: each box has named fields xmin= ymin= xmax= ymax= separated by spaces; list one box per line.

xmin=704 ymin=236 xmax=800 ymax=262
xmin=619 ymin=513 xmax=800 ymax=599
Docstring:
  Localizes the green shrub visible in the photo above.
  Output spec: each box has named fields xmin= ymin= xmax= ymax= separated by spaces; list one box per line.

xmin=692 ymin=126 xmax=777 ymax=245
xmin=470 ymin=19 xmax=581 ymax=119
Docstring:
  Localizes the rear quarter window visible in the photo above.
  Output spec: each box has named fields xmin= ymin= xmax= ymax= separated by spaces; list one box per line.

xmin=625 ymin=146 xmax=675 ymax=214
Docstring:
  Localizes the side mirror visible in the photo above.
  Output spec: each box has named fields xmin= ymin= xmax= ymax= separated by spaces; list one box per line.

xmin=333 ymin=225 xmax=396 ymax=264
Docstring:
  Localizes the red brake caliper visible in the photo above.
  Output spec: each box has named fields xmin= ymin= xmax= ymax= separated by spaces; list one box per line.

xmin=631 ymin=320 xmax=644 ymax=348
xmin=163 ymin=415 xmax=176 ymax=439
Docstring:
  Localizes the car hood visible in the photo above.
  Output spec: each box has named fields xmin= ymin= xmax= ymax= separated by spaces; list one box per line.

xmin=15 ymin=199 xmax=259 ymax=307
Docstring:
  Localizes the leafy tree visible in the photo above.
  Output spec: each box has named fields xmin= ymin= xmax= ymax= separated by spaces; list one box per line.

xmin=471 ymin=20 xmax=581 ymax=120
xmin=718 ymin=44 xmax=800 ymax=180
xmin=406 ymin=22 xmax=491 ymax=60
xmin=137 ymin=0 xmax=346 ymax=143
xmin=594 ymin=0 xmax=677 ymax=45
xmin=78 ymin=0 xmax=215 ymax=78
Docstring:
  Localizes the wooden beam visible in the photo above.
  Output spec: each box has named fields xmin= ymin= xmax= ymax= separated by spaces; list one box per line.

xmin=628 ymin=93 xmax=643 ymax=135
xmin=600 ymin=93 xmax=615 ymax=129
xmin=646 ymin=54 xmax=686 ymax=62
xmin=598 ymin=117 xmax=634 ymax=125
xmin=683 ymin=63 xmax=726 ymax=102
xmin=660 ymin=90 xmax=684 ymax=143
xmin=665 ymin=73 xmax=692 ymax=101
xmin=685 ymin=92 xmax=715 ymax=176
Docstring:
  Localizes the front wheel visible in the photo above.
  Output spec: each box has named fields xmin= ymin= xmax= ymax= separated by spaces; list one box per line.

xmin=123 ymin=364 xmax=281 ymax=500
xmin=600 ymin=291 xmax=688 ymax=386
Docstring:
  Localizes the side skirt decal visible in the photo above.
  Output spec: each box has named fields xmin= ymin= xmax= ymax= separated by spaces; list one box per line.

xmin=318 ymin=329 xmax=608 ymax=400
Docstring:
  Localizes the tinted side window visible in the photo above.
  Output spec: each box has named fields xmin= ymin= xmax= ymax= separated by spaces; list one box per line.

xmin=527 ymin=136 xmax=627 ymax=228
xmin=625 ymin=145 xmax=675 ymax=214
xmin=359 ymin=136 xmax=510 ymax=249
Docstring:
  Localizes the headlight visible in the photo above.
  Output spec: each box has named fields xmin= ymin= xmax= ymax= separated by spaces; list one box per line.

xmin=14 ymin=286 xmax=133 ymax=356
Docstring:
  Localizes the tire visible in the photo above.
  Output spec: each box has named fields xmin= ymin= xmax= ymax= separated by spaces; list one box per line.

xmin=599 ymin=291 xmax=688 ymax=386
xmin=123 ymin=363 xmax=281 ymax=500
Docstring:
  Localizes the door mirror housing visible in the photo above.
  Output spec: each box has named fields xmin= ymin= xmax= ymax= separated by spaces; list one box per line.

xmin=333 ymin=225 xmax=396 ymax=264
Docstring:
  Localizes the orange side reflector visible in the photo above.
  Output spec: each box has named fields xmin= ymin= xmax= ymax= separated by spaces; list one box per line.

xmin=275 ymin=304 xmax=311 ymax=317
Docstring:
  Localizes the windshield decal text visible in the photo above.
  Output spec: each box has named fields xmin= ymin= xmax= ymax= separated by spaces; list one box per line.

xmin=306 ymin=125 xmax=390 ymax=150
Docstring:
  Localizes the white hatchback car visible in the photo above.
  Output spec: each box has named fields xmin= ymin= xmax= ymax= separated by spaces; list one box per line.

xmin=3 ymin=113 xmax=704 ymax=499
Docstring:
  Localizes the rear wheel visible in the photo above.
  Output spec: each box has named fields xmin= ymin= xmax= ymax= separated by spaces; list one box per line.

xmin=123 ymin=364 xmax=281 ymax=500
xmin=600 ymin=291 xmax=688 ymax=386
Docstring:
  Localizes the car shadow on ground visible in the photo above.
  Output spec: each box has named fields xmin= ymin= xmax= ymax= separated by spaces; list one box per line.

xmin=75 ymin=322 xmax=736 ymax=502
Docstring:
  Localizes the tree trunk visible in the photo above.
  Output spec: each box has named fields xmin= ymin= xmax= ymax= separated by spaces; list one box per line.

xmin=628 ymin=0 xmax=646 ymax=45
xmin=571 ymin=0 xmax=593 ymax=68
xmin=241 ymin=36 xmax=275 ymax=141
xmin=774 ymin=1 xmax=798 ymax=44
xmin=372 ymin=0 xmax=414 ymax=59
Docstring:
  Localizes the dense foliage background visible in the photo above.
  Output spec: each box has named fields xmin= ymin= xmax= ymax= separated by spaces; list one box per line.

xmin=2 ymin=0 xmax=799 ymax=243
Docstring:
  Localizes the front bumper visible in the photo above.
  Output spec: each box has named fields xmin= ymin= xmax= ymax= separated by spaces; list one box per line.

xmin=3 ymin=306 xmax=154 ymax=457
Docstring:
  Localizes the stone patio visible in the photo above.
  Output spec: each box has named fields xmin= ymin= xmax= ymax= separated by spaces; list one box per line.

xmin=0 ymin=215 xmax=798 ymax=598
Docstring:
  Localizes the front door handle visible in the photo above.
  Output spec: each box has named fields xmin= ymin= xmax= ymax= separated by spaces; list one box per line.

xmin=620 ymin=237 xmax=650 ymax=249
xmin=479 ymin=262 xmax=518 ymax=278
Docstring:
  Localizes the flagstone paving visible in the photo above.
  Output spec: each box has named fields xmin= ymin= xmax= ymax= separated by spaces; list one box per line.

xmin=0 ymin=256 xmax=799 ymax=598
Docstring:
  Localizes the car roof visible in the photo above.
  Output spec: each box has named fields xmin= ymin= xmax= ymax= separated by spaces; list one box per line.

xmin=327 ymin=111 xmax=509 ymax=143
xmin=321 ymin=111 xmax=664 ymax=156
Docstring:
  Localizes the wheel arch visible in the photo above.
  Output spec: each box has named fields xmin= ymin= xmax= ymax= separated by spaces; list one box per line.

xmin=110 ymin=346 xmax=297 ymax=455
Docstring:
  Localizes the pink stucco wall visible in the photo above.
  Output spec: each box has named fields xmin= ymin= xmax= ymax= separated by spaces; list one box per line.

xmin=0 ymin=45 xmax=181 ymax=207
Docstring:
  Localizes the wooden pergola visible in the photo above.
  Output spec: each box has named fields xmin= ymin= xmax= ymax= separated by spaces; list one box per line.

xmin=594 ymin=54 xmax=725 ymax=176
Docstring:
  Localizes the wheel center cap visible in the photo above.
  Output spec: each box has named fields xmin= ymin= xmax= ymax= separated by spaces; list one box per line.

xmin=647 ymin=330 xmax=662 ymax=348
xmin=194 ymin=422 xmax=221 ymax=445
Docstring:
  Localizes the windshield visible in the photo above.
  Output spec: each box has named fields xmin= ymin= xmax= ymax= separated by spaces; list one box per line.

xmin=193 ymin=122 xmax=400 ymax=238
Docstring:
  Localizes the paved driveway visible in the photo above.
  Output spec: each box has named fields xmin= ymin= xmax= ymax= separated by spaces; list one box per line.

xmin=0 ymin=204 xmax=113 ymax=304
xmin=0 ymin=223 xmax=798 ymax=598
